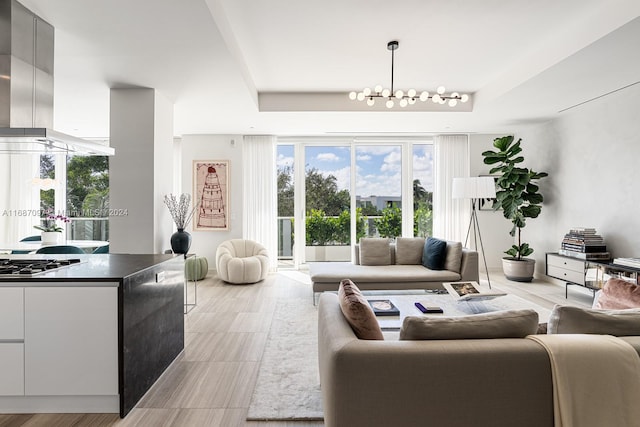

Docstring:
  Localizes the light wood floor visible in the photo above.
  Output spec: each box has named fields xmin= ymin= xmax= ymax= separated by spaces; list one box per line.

xmin=0 ymin=269 xmax=591 ymax=427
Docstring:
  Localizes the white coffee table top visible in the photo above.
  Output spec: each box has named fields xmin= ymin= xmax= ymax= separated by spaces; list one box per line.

xmin=368 ymin=293 xmax=551 ymax=330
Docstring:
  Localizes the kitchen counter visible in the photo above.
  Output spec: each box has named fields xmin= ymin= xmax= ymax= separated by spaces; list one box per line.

xmin=0 ymin=254 xmax=185 ymax=418
xmin=0 ymin=253 xmax=178 ymax=282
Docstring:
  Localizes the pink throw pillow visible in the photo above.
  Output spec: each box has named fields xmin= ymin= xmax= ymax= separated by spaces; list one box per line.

xmin=338 ymin=279 xmax=384 ymax=340
xmin=594 ymin=278 xmax=640 ymax=309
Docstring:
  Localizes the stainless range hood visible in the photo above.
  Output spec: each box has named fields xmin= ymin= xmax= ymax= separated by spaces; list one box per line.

xmin=0 ymin=0 xmax=114 ymax=156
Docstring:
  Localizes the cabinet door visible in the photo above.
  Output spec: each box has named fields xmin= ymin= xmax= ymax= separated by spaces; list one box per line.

xmin=0 ymin=288 xmax=24 ymax=339
xmin=0 ymin=343 xmax=24 ymax=395
xmin=24 ymin=286 xmax=118 ymax=396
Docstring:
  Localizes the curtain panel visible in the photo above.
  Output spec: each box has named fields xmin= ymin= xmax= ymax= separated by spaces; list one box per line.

xmin=433 ymin=135 xmax=470 ymax=243
xmin=242 ymin=135 xmax=278 ymax=270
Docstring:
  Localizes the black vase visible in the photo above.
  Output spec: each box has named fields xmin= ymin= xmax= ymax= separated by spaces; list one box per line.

xmin=170 ymin=228 xmax=191 ymax=254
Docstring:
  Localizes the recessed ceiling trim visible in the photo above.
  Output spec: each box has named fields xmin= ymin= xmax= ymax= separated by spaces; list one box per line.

xmin=259 ymin=92 xmax=473 ymax=112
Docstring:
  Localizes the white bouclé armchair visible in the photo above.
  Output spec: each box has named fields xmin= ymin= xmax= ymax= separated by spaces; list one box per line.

xmin=215 ymin=239 xmax=269 ymax=284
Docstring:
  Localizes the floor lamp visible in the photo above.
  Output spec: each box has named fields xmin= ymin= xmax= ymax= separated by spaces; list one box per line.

xmin=452 ymin=177 xmax=496 ymax=288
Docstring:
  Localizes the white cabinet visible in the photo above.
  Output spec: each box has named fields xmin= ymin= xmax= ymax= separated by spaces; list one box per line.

xmin=0 ymin=288 xmax=24 ymax=339
xmin=546 ymin=253 xmax=585 ymax=285
xmin=0 ymin=288 xmax=24 ymax=396
xmin=24 ymin=286 xmax=118 ymax=396
xmin=0 ymin=344 xmax=24 ymax=395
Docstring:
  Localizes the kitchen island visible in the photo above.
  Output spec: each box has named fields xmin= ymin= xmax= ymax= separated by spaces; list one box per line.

xmin=0 ymin=254 xmax=185 ymax=417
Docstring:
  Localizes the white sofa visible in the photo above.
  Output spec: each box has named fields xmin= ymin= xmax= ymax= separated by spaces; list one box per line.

xmin=309 ymin=238 xmax=479 ymax=301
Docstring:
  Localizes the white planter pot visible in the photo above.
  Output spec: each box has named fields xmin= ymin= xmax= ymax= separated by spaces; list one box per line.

xmin=41 ymin=232 xmax=60 ymax=246
xmin=305 ymin=245 xmax=351 ymax=262
xmin=502 ymin=257 xmax=536 ymax=282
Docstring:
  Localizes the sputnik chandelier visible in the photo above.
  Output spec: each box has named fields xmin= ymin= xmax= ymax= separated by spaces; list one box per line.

xmin=348 ymin=40 xmax=469 ymax=109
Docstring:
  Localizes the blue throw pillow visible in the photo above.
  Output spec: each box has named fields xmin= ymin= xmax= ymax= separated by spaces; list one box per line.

xmin=422 ymin=237 xmax=447 ymax=270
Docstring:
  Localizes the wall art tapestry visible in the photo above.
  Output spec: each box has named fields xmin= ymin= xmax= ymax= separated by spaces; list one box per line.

xmin=193 ymin=160 xmax=229 ymax=231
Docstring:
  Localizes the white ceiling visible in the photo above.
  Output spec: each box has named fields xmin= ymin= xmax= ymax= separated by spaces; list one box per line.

xmin=18 ymin=0 xmax=640 ymax=137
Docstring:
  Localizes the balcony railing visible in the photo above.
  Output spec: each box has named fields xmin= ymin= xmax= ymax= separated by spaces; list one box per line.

xmin=66 ymin=217 xmax=109 ymax=242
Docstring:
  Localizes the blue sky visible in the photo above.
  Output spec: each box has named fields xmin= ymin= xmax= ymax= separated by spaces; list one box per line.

xmin=277 ymin=144 xmax=433 ymax=198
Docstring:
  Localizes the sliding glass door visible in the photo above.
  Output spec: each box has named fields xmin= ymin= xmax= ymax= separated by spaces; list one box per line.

xmin=355 ymin=145 xmax=402 ymax=239
xmin=276 ymin=138 xmax=432 ymax=267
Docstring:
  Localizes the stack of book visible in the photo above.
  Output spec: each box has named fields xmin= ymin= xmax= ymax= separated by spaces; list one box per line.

xmin=612 ymin=258 xmax=640 ymax=269
xmin=558 ymin=227 xmax=611 ymax=260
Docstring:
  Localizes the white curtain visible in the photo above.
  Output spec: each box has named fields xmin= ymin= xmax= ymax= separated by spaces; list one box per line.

xmin=0 ymin=154 xmax=40 ymax=246
xmin=242 ymin=135 xmax=278 ymax=270
xmin=433 ymin=135 xmax=470 ymax=243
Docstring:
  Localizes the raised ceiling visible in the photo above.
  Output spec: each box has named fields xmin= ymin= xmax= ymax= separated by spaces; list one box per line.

xmin=18 ymin=0 xmax=640 ymax=137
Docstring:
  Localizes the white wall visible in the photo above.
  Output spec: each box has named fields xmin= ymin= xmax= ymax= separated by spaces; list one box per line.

xmin=180 ymin=135 xmax=243 ymax=267
xmin=519 ymin=82 xmax=640 ymax=274
xmin=471 ymin=83 xmax=640 ymax=277
xmin=109 ymin=88 xmax=174 ymax=254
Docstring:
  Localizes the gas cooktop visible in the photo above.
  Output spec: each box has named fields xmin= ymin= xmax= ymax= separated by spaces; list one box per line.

xmin=0 ymin=258 xmax=82 ymax=277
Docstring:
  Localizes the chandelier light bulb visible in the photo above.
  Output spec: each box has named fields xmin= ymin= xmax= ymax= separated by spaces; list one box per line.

xmin=363 ymin=87 xmax=372 ymax=96
xmin=348 ymin=91 xmax=357 ymax=100
xmin=408 ymin=98 xmax=416 ymax=105
xmin=461 ymin=94 xmax=469 ymax=103
xmin=400 ymin=99 xmax=408 ymax=107
xmin=381 ymin=88 xmax=390 ymax=97
xmin=432 ymin=94 xmax=441 ymax=103
xmin=356 ymin=92 xmax=365 ymax=101
xmin=437 ymin=86 xmax=446 ymax=95
xmin=407 ymin=89 xmax=416 ymax=98
xmin=439 ymin=98 xmax=446 ymax=104
xmin=386 ymin=99 xmax=394 ymax=108
xmin=419 ymin=91 xmax=429 ymax=101
xmin=448 ymin=99 xmax=458 ymax=107
xmin=366 ymin=98 xmax=375 ymax=106
xmin=451 ymin=92 xmax=459 ymax=98
xmin=374 ymin=85 xmax=383 ymax=93
xmin=395 ymin=90 xmax=404 ymax=99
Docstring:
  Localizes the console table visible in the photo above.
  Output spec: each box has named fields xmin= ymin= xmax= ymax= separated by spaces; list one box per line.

xmin=546 ymin=252 xmax=640 ymax=299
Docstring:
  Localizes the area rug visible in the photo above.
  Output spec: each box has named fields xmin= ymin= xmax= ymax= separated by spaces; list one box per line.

xmin=246 ymin=297 xmax=323 ymax=421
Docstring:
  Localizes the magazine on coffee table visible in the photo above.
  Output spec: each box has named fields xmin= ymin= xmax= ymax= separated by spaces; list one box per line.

xmin=367 ymin=299 xmax=400 ymax=316
xmin=443 ymin=281 xmax=506 ymax=301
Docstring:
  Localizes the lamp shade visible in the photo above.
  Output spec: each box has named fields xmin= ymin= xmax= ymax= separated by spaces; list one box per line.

xmin=452 ymin=177 xmax=496 ymax=199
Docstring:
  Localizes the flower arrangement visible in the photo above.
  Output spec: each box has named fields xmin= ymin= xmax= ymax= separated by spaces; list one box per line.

xmin=164 ymin=193 xmax=198 ymax=230
xmin=34 ymin=213 xmax=71 ymax=233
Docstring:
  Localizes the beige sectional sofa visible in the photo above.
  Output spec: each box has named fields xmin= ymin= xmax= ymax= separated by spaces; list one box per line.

xmin=318 ymin=292 xmax=640 ymax=427
xmin=309 ymin=237 xmax=479 ymax=299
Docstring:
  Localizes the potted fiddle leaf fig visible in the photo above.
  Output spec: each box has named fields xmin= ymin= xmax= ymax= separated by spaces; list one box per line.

xmin=482 ymin=135 xmax=548 ymax=282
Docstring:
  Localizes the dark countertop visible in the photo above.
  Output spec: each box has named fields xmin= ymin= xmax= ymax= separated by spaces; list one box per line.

xmin=0 ymin=254 xmax=182 ymax=283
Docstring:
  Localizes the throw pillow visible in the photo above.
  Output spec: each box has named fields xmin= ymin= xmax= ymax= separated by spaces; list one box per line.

xmin=593 ymin=278 xmax=640 ymax=309
xmin=548 ymin=304 xmax=640 ymax=336
xmin=359 ymin=238 xmax=391 ymax=266
xmin=338 ymin=279 xmax=384 ymax=340
xmin=399 ymin=309 xmax=539 ymax=340
xmin=395 ymin=237 xmax=425 ymax=265
xmin=444 ymin=241 xmax=463 ymax=272
xmin=422 ymin=237 xmax=447 ymax=270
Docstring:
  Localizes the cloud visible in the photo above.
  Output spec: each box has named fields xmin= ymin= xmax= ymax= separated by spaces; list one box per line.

xmin=316 ymin=152 xmax=341 ymax=162
xmin=277 ymin=153 xmax=294 ymax=169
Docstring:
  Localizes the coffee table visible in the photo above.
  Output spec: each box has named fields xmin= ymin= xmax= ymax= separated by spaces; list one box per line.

xmin=366 ymin=293 xmax=551 ymax=330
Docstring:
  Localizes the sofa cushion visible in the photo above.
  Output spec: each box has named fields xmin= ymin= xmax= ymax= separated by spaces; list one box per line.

xmin=444 ymin=241 xmax=463 ymax=273
xmin=359 ymin=238 xmax=392 ymax=266
xmin=399 ymin=309 xmax=539 ymax=340
xmin=395 ymin=237 xmax=425 ymax=265
xmin=593 ymin=278 xmax=640 ymax=309
xmin=548 ymin=305 xmax=640 ymax=336
xmin=422 ymin=237 xmax=447 ymax=270
xmin=338 ymin=279 xmax=384 ymax=340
